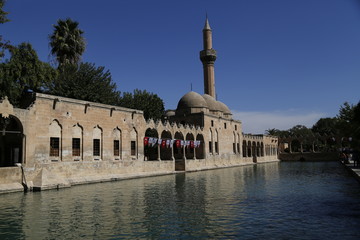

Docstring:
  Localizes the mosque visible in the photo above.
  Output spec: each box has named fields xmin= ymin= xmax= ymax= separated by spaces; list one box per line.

xmin=0 ymin=18 xmax=279 ymax=193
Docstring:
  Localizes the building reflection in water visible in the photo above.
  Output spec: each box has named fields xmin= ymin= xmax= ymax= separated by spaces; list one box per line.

xmin=1 ymin=162 xmax=359 ymax=239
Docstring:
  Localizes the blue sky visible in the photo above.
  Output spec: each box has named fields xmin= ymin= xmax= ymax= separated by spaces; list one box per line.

xmin=2 ymin=0 xmax=360 ymax=133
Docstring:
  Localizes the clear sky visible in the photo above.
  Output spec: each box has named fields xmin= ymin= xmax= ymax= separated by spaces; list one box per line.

xmin=2 ymin=0 xmax=360 ymax=133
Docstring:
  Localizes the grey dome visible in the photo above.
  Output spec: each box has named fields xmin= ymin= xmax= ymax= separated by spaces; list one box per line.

xmin=202 ymin=94 xmax=222 ymax=112
xmin=217 ymin=101 xmax=231 ymax=114
xmin=164 ymin=110 xmax=175 ymax=117
xmin=177 ymin=91 xmax=208 ymax=110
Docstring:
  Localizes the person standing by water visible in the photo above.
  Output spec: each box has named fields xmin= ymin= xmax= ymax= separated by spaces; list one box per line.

xmin=352 ymin=150 xmax=359 ymax=167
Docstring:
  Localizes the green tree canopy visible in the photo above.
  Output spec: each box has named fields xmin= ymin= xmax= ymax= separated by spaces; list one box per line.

xmin=118 ymin=89 xmax=165 ymax=121
xmin=312 ymin=117 xmax=338 ymax=136
xmin=0 ymin=0 xmax=11 ymax=60
xmin=347 ymin=101 xmax=360 ymax=147
xmin=47 ymin=62 xmax=121 ymax=105
xmin=337 ymin=102 xmax=354 ymax=123
xmin=288 ymin=125 xmax=313 ymax=139
xmin=49 ymin=18 xmax=86 ymax=69
xmin=0 ymin=0 xmax=9 ymax=24
xmin=0 ymin=42 xmax=56 ymax=106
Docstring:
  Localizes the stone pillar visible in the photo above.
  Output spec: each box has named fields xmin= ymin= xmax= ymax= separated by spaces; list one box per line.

xmin=183 ymin=146 xmax=186 ymax=160
xmin=22 ymin=134 xmax=26 ymax=164
xmin=157 ymin=144 xmax=161 ymax=161
xmin=171 ymin=146 xmax=175 ymax=161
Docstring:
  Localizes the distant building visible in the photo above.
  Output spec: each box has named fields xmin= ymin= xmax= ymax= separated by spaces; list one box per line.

xmin=0 ymin=17 xmax=278 ymax=193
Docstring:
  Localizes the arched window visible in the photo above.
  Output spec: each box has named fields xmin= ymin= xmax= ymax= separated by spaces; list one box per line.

xmin=130 ymin=128 xmax=138 ymax=158
xmin=214 ymin=130 xmax=219 ymax=154
xmin=93 ymin=126 xmax=102 ymax=160
xmin=247 ymin=141 xmax=252 ymax=157
xmin=233 ymin=132 xmax=236 ymax=154
xmin=113 ymin=127 xmax=121 ymax=160
xmin=49 ymin=120 xmax=62 ymax=161
xmin=209 ymin=129 xmax=213 ymax=154
xmin=242 ymin=140 xmax=247 ymax=157
xmin=72 ymin=123 xmax=83 ymax=161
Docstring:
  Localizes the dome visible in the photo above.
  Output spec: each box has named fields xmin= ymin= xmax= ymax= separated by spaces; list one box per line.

xmin=202 ymin=94 xmax=222 ymax=112
xmin=177 ymin=91 xmax=208 ymax=110
xmin=164 ymin=110 xmax=175 ymax=117
xmin=217 ymin=101 xmax=232 ymax=115
xmin=202 ymin=94 xmax=220 ymax=111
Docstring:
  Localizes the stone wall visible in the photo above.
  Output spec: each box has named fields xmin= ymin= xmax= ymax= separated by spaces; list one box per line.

xmin=0 ymin=93 xmax=279 ymax=193
xmin=0 ymin=167 xmax=24 ymax=193
xmin=279 ymin=152 xmax=339 ymax=161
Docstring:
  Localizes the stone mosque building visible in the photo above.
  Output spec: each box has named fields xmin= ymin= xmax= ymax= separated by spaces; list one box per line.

xmin=0 ymin=18 xmax=279 ymax=193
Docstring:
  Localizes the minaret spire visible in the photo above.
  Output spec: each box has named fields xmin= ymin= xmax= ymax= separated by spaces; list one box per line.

xmin=200 ymin=15 xmax=217 ymax=98
xmin=204 ymin=14 xmax=211 ymax=30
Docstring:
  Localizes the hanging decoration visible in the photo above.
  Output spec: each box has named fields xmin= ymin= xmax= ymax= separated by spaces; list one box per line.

xmin=143 ymin=137 xmax=202 ymax=149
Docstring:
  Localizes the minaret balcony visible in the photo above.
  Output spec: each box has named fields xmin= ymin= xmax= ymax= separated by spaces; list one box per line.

xmin=200 ymin=49 xmax=217 ymax=63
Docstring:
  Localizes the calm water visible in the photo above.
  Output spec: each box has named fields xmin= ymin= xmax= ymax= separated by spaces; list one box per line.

xmin=0 ymin=162 xmax=360 ymax=239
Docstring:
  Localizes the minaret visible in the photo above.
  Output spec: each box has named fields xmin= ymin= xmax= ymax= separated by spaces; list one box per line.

xmin=200 ymin=16 xmax=217 ymax=98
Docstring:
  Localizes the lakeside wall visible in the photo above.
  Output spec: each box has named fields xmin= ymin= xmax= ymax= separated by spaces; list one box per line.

xmin=279 ymin=152 xmax=339 ymax=162
xmin=0 ymin=156 xmax=279 ymax=194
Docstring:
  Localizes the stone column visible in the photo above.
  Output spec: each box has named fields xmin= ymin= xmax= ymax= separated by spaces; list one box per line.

xmin=183 ymin=145 xmax=186 ymax=160
xmin=171 ymin=145 xmax=175 ymax=161
xmin=157 ymin=144 xmax=161 ymax=161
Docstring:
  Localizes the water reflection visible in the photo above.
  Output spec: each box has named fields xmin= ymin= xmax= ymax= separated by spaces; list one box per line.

xmin=0 ymin=162 xmax=359 ymax=239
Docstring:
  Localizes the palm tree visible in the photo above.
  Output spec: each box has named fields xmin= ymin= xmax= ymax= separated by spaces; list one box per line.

xmin=49 ymin=18 xmax=86 ymax=69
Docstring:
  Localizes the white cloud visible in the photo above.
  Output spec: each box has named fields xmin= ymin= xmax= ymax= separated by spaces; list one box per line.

xmin=232 ymin=110 xmax=325 ymax=134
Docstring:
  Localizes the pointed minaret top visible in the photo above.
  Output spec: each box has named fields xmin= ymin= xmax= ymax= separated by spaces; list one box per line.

xmin=203 ymin=14 xmax=211 ymax=30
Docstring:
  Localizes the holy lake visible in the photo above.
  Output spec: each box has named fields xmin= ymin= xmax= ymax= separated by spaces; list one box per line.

xmin=0 ymin=161 xmax=359 ymax=239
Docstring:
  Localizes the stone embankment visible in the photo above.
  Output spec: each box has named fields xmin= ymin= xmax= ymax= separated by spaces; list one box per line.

xmin=0 ymin=158 xmax=280 ymax=194
xmin=342 ymin=160 xmax=360 ymax=183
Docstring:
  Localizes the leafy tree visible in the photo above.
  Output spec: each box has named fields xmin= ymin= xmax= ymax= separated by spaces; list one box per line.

xmin=353 ymin=102 xmax=360 ymax=127
xmin=49 ymin=18 xmax=86 ymax=69
xmin=333 ymin=102 xmax=357 ymax=144
xmin=118 ymin=89 xmax=165 ymax=121
xmin=0 ymin=42 xmax=56 ymax=106
xmin=288 ymin=125 xmax=312 ymax=137
xmin=312 ymin=117 xmax=338 ymax=136
xmin=48 ymin=62 xmax=121 ymax=105
xmin=0 ymin=0 xmax=11 ymax=60
xmin=265 ymin=128 xmax=289 ymax=137
xmin=287 ymin=125 xmax=315 ymax=152
xmin=347 ymin=101 xmax=360 ymax=147
xmin=337 ymin=102 xmax=354 ymax=122
xmin=0 ymin=0 xmax=8 ymax=24
xmin=265 ymin=128 xmax=279 ymax=136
